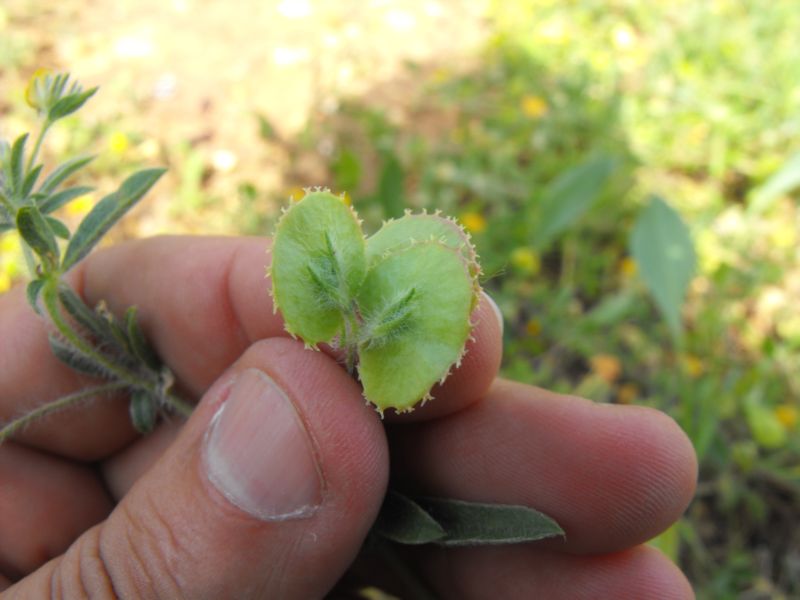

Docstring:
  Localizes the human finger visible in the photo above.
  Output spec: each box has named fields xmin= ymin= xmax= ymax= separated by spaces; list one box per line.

xmin=389 ymin=379 xmax=698 ymax=555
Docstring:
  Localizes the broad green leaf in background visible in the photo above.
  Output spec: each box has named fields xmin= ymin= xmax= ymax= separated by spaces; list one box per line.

xmin=532 ymin=155 xmax=615 ymax=249
xmin=748 ymin=151 xmax=800 ymax=215
xmin=744 ymin=388 xmax=787 ymax=449
xmin=377 ymin=153 xmax=405 ymax=220
xmin=61 ymin=168 xmax=166 ymax=271
xmin=630 ymin=196 xmax=696 ymax=343
xmin=332 ymin=148 xmax=362 ymax=193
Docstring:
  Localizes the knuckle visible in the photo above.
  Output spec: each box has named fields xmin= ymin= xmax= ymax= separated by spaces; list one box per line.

xmin=55 ymin=492 xmax=190 ymax=599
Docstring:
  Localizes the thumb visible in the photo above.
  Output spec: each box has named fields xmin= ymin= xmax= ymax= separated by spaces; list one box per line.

xmin=10 ymin=338 xmax=389 ymax=599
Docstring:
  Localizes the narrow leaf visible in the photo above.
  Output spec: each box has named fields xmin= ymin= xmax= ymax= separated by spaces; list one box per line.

xmin=414 ymin=497 xmax=564 ymax=546
xmin=377 ymin=153 xmax=405 ymax=219
xmin=62 ymin=168 xmax=166 ymax=270
xmin=124 ymin=306 xmax=161 ymax=369
xmin=373 ymin=490 xmax=446 ymax=545
xmin=9 ymin=133 xmax=29 ymax=195
xmin=48 ymin=87 xmax=98 ymax=121
xmin=39 ymin=185 xmax=94 ymax=214
xmin=96 ymin=301 xmax=135 ymax=355
xmin=533 ymin=156 xmax=615 ymax=249
xmin=630 ymin=196 xmax=696 ymax=342
xmin=16 ymin=205 xmax=59 ymax=265
xmin=39 ymin=156 xmax=95 ymax=194
xmin=45 ymin=216 xmax=70 ymax=239
xmin=129 ymin=389 xmax=158 ymax=434
xmin=48 ymin=335 xmax=110 ymax=378
xmin=21 ymin=164 xmax=44 ymax=199
xmin=748 ymin=151 xmax=800 ymax=215
xmin=26 ymin=279 xmax=46 ymax=313
xmin=57 ymin=284 xmax=113 ymax=344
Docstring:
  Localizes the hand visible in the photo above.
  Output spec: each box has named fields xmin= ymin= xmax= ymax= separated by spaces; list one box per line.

xmin=0 ymin=236 xmax=696 ymax=598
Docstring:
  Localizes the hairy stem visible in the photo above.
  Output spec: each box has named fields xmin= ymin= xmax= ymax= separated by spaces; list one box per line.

xmin=26 ymin=119 xmax=52 ymax=174
xmin=0 ymin=381 xmax=127 ymax=443
xmin=43 ymin=278 xmax=151 ymax=389
xmin=163 ymin=390 xmax=194 ymax=418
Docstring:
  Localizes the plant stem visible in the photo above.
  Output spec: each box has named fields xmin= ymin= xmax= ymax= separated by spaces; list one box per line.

xmin=42 ymin=277 xmax=149 ymax=389
xmin=163 ymin=390 xmax=194 ymax=418
xmin=0 ymin=381 xmax=127 ymax=443
xmin=26 ymin=119 xmax=52 ymax=174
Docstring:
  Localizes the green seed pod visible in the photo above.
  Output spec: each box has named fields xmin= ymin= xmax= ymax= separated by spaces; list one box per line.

xmin=269 ymin=190 xmax=481 ymax=413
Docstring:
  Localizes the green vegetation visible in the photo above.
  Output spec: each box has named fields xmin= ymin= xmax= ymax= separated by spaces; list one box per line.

xmin=278 ymin=3 xmax=800 ymax=596
xmin=2 ymin=1 xmax=799 ymax=596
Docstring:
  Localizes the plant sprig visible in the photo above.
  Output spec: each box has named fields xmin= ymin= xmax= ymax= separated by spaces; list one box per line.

xmin=0 ymin=71 xmax=189 ymax=443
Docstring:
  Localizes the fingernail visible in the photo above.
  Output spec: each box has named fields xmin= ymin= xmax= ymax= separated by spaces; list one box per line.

xmin=204 ymin=368 xmax=323 ymax=521
xmin=482 ymin=291 xmax=504 ymax=336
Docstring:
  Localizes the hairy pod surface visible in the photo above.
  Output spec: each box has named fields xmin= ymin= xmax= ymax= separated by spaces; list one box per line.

xmin=270 ymin=190 xmax=481 ymax=413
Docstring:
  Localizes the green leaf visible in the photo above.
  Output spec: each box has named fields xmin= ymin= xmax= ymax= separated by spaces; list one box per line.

xmin=744 ymin=389 xmax=787 ymax=449
xmin=130 ymin=389 xmax=158 ymax=434
xmin=26 ymin=279 xmax=46 ymax=313
xmin=45 ymin=216 xmax=70 ymax=239
xmin=630 ymin=196 xmax=696 ymax=342
xmin=357 ymin=241 xmax=474 ymax=413
xmin=332 ymin=149 xmax=362 ymax=192
xmin=21 ymin=164 xmax=44 ymax=199
xmin=373 ymin=490 xmax=446 ymax=545
xmin=533 ymin=156 xmax=615 ymax=249
xmin=271 ymin=191 xmax=367 ymax=344
xmin=748 ymin=151 xmax=800 ymax=215
xmin=48 ymin=86 xmax=98 ymax=121
xmin=415 ymin=497 xmax=564 ymax=546
xmin=48 ymin=334 xmax=110 ymax=378
xmin=377 ymin=153 xmax=405 ymax=219
xmin=125 ymin=306 xmax=161 ymax=369
xmin=39 ymin=185 xmax=94 ymax=214
xmin=62 ymin=168 xmax=166 ymax=271
xmin=57 ymin=284 xmax=115 ymax=346
xmin=8 ymin=133 xmax=29 ymax=195
xmin=16 ymin=205 xmax=59 ymax=266
xmin=39 ymin=156 xmax=95 ymax=194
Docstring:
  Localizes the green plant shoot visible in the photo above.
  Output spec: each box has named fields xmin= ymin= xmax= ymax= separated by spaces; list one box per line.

xmin=270 ymin=190 xmax=481 ymax=414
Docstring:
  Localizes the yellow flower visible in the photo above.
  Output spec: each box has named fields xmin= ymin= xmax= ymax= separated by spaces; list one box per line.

xmin=616 ymin=382 xmax=639 ymax=404
xmin=510 ymin=247 xmax=540 ymax=274
xmin=0 ymin=271 xmax=10 ymax=293
xmin=681 ymin=354 xmax=705 ymax=378
xmin=775 ymin=404 xmax=798 ymax=430
xmin=460 ymin=212 xmax=487 ymax=234
xmin=590 ymin=354 xmax=622 ymax=383
xmin=288 ymin=186 xmax=306 ymax=202
xmin=525 ymin=318 xmax=542 ymax=337
xmin=619 ymin=256 xmax=637 ymax=278
xmin=521 ymin=95 xmax=549 ymax=119
xmin=24 ymin=67 xmax=52 ymax=111
xmin=66 ymin=193 xmax=94 ymax=217
xmin=0 ymin=232 xmax=21 ymax=254
xmin=108 ymin=131 xmax=130 ymax=155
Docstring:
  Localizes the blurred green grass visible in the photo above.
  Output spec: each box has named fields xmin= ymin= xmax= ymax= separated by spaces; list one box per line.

xmin=2 ymin=0 xmax=800 ymax=596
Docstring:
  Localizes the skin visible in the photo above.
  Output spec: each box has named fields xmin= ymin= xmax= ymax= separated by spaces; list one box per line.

xmin=0 ymin=236 xmax=698 ymax=598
